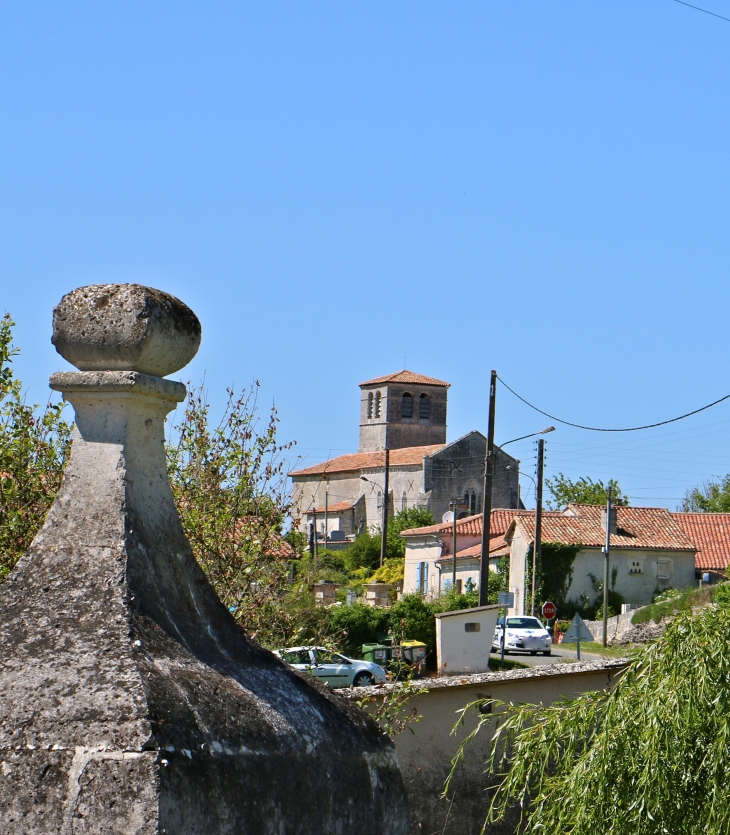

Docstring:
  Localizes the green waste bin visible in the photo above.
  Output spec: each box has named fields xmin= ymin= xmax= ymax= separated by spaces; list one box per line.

xmin=362 ymin=643 xmax=391 ymax=666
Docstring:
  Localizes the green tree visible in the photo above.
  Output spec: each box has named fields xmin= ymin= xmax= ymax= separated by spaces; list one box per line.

xmin=0 ymin=315 xmax=73 ymax=583
xmin=385 ymin=507 xmax=435 ymax=559
xmin=681 ymin=474 xmax=730 ymax=512
xmin=449 ymin=587 xmax=730 ymax=835
xmin=545 ymin=473 xmax=628 ymax=510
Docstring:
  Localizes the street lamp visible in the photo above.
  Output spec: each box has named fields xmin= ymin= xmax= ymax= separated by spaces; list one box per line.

xmin=498 ymin=426 xmax=555 ymax=449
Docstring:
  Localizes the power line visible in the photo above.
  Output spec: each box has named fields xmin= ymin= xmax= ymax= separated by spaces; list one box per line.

xmin=672 ymin=0 xmax=730 ymax=24
xmin=498 ymin=375 xmax=730 ymax=433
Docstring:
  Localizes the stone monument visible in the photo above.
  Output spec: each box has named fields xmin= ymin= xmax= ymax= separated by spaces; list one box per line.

xmin=0 ymin=284 xmax=408 ymax=833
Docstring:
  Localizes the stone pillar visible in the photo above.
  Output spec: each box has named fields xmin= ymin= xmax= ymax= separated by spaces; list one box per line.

xmin=0 ymin=284 xmax=408 ymax=834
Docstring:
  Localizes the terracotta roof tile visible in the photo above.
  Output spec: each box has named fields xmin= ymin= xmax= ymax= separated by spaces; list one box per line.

xmin=289 ymin=444 xmax=445 ymax=477
xmin=435 ymin=536 xmax=508 ymax=562
xmin=671 ymin=513 xmax=730 ymax=571
xmin=513 ymin=504 xmax=695 ymax=552
xmin=305 ymin=501 xmax=355 ymax=515
xmin=401 ymin=509 xmax=531 ymax=538
xmin=359 ymin=370 xmax=450 ymax=388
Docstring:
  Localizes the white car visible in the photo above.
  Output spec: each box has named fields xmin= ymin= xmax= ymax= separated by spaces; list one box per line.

xmin=274 ymin=646 xmax=388 ymax=688
xmin=492 ymin=616 xmax=552 ymax=657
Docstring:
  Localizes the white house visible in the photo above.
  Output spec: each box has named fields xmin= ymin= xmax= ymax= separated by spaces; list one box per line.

xmin=401 ymin=510 xmax=520 ymax=600
xmin=506 ymin=503 xmax=698 ymax=613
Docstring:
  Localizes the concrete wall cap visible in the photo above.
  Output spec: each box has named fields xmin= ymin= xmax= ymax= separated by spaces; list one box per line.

xmin=52 ymin=284 xmax=201 ymax=376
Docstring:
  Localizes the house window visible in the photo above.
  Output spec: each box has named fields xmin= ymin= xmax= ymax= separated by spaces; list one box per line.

xmin=401 ymin=492 xmax=407 ymax=511
xmin=419 ymin=393 xmax=430 ymax=419
xmin=464 ymin=622 xmax=480 ymax=633
xmin=367 ymin=392 xmax=373 ymax=419
xmin=657 ymin=559 xmax=672 ymax=580
xmin=401 ymin=392 xmax=413 ymax=419
xmin=374 ymin=391 xmax=381 ymax=418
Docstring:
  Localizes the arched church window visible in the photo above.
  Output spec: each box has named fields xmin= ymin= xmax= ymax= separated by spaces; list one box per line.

xmin=401 ymin=392 xmax=413 ymax=419
xmin=401 ymin=492 xmax=407 ymax=511
xmin=376 ymin=491 xmax=382 ymax=510
xmin=374 ymin=391 xmax=381 ymax=418
xmin=419 ymin=393 xmax=430 ymax=419
xmin=367 ymin=392 xmax=373 ymax=419
xmin=464 ymin=489 xmax=477 ymax=516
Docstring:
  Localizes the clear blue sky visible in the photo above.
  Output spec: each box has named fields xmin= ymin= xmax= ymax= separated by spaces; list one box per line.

xmin=2 ymin=1 xmax=730 ymax=509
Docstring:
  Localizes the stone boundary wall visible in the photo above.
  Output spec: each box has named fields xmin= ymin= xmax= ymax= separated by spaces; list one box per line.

xmin=345 ymin=659 xmax=628 ymax=835
xmin=583 ymin=609 xmax=638 ymax=644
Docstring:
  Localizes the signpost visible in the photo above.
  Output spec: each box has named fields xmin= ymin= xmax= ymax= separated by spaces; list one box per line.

xmin=497 ymin=592 xmax=514 ymax=668
xmin=561 ymin=613 xmax=594 ymax=661
xmin=541 ymin=601 xmax=556 ymax=621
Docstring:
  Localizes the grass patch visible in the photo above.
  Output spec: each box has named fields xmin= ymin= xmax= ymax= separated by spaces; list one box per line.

xmin=631 ymin=581 xmax=730 ymax=625
xmin=488 ymin=656 xmax=530 ymax=671
xmin=632 ymin=586 xmax=709 ymax=625
xmin=563 ymin=641 xmax=636 ymax=658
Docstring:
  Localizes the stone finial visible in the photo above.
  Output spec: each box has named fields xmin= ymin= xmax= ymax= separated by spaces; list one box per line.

xmin=51 ymin=283 xmax=201 ymax=377
xmin=0 ymin=284 xmax=408 ymax=835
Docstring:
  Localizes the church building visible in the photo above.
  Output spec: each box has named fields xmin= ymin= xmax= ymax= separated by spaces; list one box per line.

xmin=289 ymin=370 xmax=519 ymax=541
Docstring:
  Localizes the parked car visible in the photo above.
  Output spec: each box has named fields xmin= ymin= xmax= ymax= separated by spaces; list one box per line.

xmin=274 ymin=646 xmax=388 ymax=688
xmin=492 ymin=616 xmax=552 ymax=656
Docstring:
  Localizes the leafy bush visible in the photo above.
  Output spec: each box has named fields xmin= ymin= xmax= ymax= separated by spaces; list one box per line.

xmin=0 ymin=315 xmax=73 ymax=583
xmin=327 ymin=603 xmax=390 ymax=657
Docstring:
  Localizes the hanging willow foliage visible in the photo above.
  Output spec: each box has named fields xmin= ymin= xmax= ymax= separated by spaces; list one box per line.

xmin=447 ymin=588 xmax=730 ymax=835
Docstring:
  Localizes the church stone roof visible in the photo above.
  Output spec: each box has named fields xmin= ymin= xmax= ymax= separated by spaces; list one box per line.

xmin=289 ymin=444 xmax=445 ymax=477
xmin=359 ymin=370 xmax=450 ymax=387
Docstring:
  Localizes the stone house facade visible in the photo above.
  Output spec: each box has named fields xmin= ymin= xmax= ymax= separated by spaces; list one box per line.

xmin=289 ymin=370 xmax=520 ymax=538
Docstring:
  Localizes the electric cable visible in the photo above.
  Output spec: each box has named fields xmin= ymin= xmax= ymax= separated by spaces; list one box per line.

xmin=672 ymin=0 xmax=730 ymax=24
xmin=497 ymin=375 xmax=730 ymax=433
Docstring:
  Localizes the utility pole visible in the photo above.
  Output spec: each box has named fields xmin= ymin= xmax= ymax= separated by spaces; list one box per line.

xmin=602 ymin=488 xmax=612 ymax=648
xmin=324 ymin=481 xmax=329 ymax=549
xmin=479 ymin=370 xmax=497 ymax=607
xmin=532 ymin=438 xmax=545 ymax=616
xmin=451 ymin=499 xmax=458 ymax=589
xmin=312 ymin=505 xmax=318 ymax=561
xmin=380 ymin=448 xmax=390 ymax=568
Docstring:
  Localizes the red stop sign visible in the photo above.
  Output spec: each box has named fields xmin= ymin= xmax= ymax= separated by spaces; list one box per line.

xmin=542 ymin=601 xmax=557 ymax=620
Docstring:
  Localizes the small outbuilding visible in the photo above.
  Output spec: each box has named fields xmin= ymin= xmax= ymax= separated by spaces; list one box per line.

xmin=434 ymin=604 xmax=500 ymax=676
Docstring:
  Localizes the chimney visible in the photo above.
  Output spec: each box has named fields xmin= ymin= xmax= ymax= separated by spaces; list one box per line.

xmin=601 ymin=506 xmax=618 ymax=535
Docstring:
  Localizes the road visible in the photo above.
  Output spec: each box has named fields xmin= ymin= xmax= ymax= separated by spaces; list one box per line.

xmin=489 ymin=645 xmax=606 ymax=668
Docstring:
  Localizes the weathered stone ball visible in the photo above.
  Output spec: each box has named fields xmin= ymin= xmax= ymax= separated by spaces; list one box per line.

xmin=52 ymin=284 xmax=202 ymax=376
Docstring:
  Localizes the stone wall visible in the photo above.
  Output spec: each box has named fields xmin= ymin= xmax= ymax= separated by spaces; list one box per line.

xmin=424 ymin=434 xmax=519 ymax=522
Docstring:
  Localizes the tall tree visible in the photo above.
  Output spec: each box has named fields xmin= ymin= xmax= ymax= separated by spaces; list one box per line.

xmin=681 ymin=475 xmax=730 ymax=512
xmin=0 ymin=315 xmax=73 ymax=583
xmin=545 ymin=473 xmax=628 ymax=510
